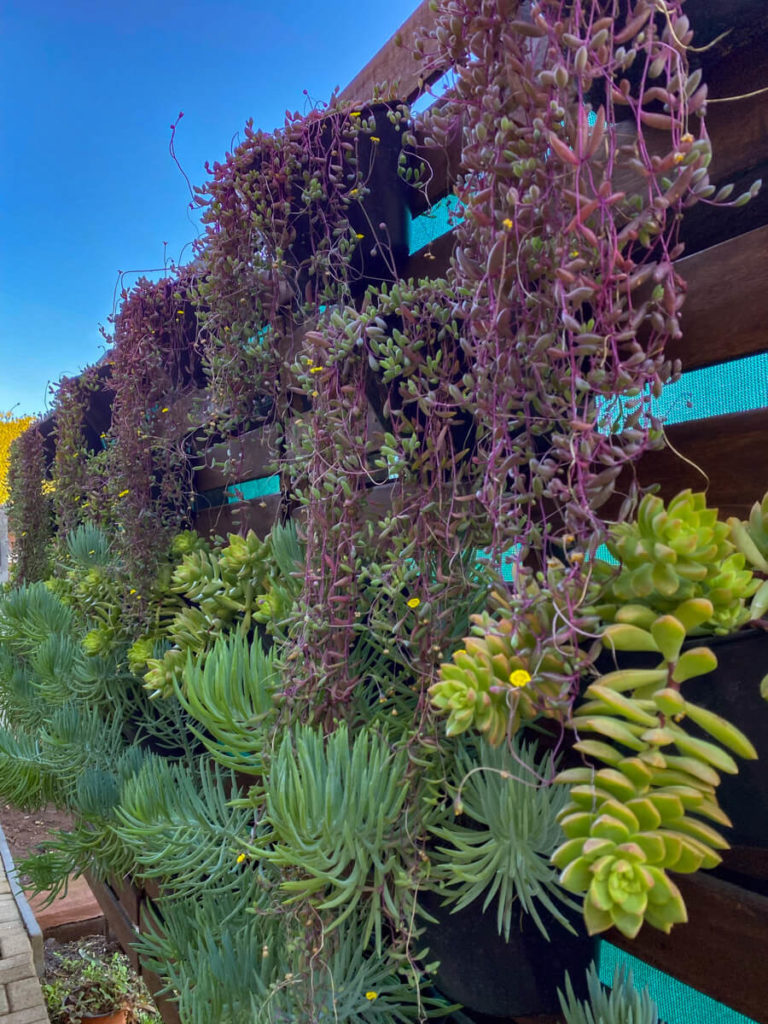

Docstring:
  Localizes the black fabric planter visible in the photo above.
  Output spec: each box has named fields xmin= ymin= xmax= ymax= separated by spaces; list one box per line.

xmin=597 ymin=628 xmax=768 ymax=848
xmin=681 ymin=629 xmax=768 ymax=848
xmin=419 ymin=890 xmax=595 ymax=1018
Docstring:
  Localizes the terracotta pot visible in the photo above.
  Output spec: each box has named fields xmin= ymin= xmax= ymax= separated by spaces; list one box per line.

xmin=81 ymin=1009 xmax=127 ymax=1024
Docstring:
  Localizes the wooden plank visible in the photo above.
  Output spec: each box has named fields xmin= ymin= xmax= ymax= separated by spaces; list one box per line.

xmin=609 ymin=870 xmax=768 ymax=1023
xmin=401 ymin=228 xmax=455 ymax=282
xmin=138 ymin=899 xmax=183 ymax=1024
xmin=193 ymin=426 xmax=279 ymax=491
xmin=637 ymin=409 xmax=768 ymax=519
xmin=193 ymin=494 xmax=281 ymax=540
xmin=339 ymin=0 xmax=440 ymax=105
xmin=85 ymin=873 xmax=140 ymax=971
xmin=671 ymin=224 xmax=768 ymax=370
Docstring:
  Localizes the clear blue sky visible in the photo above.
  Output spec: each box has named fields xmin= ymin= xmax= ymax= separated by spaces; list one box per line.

xmin=0 ymin=0 xmax=419 ymax=416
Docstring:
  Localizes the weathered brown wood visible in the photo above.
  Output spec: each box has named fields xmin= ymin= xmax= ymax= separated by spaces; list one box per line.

xmin=193 ymin=494 xmax=281 ymax=540
xmin=138 ymin=899 xmax=183 ymax=1024
xmin=339 ymin=0 xmax=440 ymax=105
xmin=704 ymin=38 xmax=768 ymax=185
xmin=401 ymin=228 xmax=455 ymax=282
xmin=406 ymin=115 xmax=463 ymax=216
xmin=636 ymin=409 xmax=768 ymax=519
xmin=85 ymin=873 xmax=140 ymax=971
xmin=609 ymin=871 xmax=768 ymax=1023
xmin=193 ymin=426 xmax=279 ymax=491
xmin=671 ymin=223 xmax=768 ymax=370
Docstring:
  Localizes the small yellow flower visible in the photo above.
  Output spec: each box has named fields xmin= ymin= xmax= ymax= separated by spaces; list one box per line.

xmin=118 ymin=489 xmax=130 ymax=497
xmin=509 ymin=669 xmax=531 ymax=688
xmin=129 ymin=589 xmax=136 ymax=595
xmin=311 ymin=390 xmax=318 ymax=398
xmin=673 ymin=152 xmax=685 ymax=164
xmin=350 ymin=111 xmax=361 ymax=118
xmin=502 ymin=217 xmax=513 ymax=229
xmin=407 ymin=597 xmax=420 ymax=609
xmin=365 ymin=992 xmax=378 ymax=1002
xmin=681 ymin=132 xmax=694 ymax=144
xmin=309 ymin=366 xmax=323 ymax=374
xmin=236 ymin=853 xmax=247 ymax=864
xmin=569 ymin=249 xmax=580 ymax=258
xmin=370 ymin=136 xmax=380 ymax=143
xmin=350 ymin=188 xmax=359 ymax=196
xmin=161 ymin=407 xmax=169 ymax=413
xmin=356 ymin=232 xmax=365 ymax=239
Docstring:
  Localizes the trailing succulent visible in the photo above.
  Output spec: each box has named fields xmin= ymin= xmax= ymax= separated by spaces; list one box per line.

xmin=552 ymin=598 xmax=757 ymax=938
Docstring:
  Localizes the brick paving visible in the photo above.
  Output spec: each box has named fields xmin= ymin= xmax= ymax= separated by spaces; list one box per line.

xmin=0 ymin=840 xmax=48 ymax=1023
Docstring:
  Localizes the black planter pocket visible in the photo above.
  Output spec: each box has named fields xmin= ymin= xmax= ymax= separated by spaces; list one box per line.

xmin=419 ymin=889 xmax=595 ymax=1019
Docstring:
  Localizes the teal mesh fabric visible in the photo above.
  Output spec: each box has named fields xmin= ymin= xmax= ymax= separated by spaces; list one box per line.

xmin=598 ymin=941 xmax=759 ymax=1024
xmin=654 ymin=353 xmax=768 ymax=423
xmin=225 ymin=475 xmax=280 ymax=504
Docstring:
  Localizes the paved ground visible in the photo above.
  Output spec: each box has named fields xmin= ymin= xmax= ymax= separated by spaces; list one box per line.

xmin=0 ymin=835 xmax=49 ymax=1022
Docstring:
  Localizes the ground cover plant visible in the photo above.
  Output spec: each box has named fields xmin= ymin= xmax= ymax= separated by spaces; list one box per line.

xmin=2 ymin=0 xmax=760 ymax=1020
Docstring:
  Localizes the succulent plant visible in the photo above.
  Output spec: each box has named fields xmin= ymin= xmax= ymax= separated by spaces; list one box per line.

xmin=430 ymin=582 xmax=585 ymax=745
xmin=597 ymin=490 xmax=758 ymax=633
xmin=727 ymin=490 xmax=768 ymax=621
xmin=552 ymin=598 xmax=757 ymax=938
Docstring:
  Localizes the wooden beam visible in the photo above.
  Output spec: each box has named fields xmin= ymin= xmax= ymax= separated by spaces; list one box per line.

xmin=637 ymin=408 xmax=768 ymax=519
xmin=671 ymin=224 xmax=768 ymax=370
xmin=339 ymin=1 xmax=440 ymax=105
xmin=193 ymin=426 xmax=280 ymax=491
xmin=193 ymin=494 xmax=281 ymax=540
xmin=609 ymin=870 xmax=768 ymax=1023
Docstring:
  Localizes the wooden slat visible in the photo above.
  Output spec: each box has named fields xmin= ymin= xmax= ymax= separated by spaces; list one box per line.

xmin=637 ymin=408 xmax=768 ymax=519
xmin=193 ymin=426 xmax=279 ymax=491
xmin=138 ymin=899 xmax=183 ymax=1024
xmin=339 ymin=0 xmax=440 ymax=105
xmin=85 ymin=873 xmax=140 ymax=971
xmin=609 ymin=871 xmax=768 ymax=1023
xmin=401 ymin=228 xmax=455 ymax=282
xmin=193 ymin=494 xmax=281 ymax=540
xmin=671 ymin=224 xmax=768 ymax=370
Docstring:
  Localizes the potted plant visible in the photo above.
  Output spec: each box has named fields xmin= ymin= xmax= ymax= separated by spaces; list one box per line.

xmin=44 ymin=952 xmax=135 ymax=1024
xmin=430 ymin=488 xmax=768 ymax=942
xmin=419 ymin=735 xmax=596 ymax=1017
xmin=551 ymin=489 xmax=768 ymax=937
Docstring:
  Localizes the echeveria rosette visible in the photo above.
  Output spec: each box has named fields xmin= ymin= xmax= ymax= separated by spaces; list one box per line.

xmin=429 ymin=582 xmax=586 ymax=744
xmin=597 ymin=491 xmax=758 ymax=633
xmin=553 ymin=830 xmax=687 ymax=938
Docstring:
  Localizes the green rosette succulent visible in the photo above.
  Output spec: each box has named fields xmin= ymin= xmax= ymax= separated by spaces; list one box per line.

xmin=430 ymin=582 xmax=582 ymax=745
xmin=552 ymin=598 xmax=758 ymax=938
xmin=727 ymin=490 xmax=768 ymax=622
xmin=598 ymin=490 xmax=758 ymax=633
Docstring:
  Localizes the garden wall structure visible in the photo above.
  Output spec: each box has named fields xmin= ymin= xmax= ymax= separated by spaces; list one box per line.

xmin=184 ymin=3 xmax=768 ymax=1020
xmin=15 ymin=1 xmax=768 ymax=1022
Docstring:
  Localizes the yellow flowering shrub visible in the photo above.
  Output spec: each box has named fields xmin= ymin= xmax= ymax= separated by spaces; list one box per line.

xmin=0 ymin=413 xmax=36 ymax=505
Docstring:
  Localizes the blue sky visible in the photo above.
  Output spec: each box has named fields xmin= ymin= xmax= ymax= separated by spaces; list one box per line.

xmin=0 ymin=0 xmax=420 ymax=416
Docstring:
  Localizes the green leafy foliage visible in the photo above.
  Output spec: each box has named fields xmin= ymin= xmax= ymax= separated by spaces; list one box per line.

xmin=254 ymin=723 xmax=426 ymax=950
xmin=553 ymin=603 xmax=757 ymax=938
xmin=558 ymin=966 xmax=659 ymax=1024
xmin=428 ymin=737 xmax=577 ymax=940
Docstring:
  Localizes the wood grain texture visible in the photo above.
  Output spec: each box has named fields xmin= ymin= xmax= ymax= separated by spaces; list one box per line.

xmin=193 ymin=494 xmax=281 ymax=540
xmin=672 ymin=224 xmax=768 ymax=370
xmin=193 ymin=426 xmax=280 ymax=491
xmin=608 ymin=870 xmax=768 ymax=1023
xmin=85 ymin=874 xmax=140 ymax=972
xmin=338 ymin=0 xmax=439 ymax=105
xmin=637 ymin=409 xmax=768 ymax=519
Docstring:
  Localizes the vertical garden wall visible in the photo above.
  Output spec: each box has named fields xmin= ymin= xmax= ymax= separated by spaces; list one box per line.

xmin=3 ymin=1 xmax=768 ymax=1022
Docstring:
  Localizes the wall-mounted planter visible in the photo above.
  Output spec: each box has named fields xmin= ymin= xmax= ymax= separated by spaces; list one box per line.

xmin=419 ymin=890 xmax=594 ymax=1018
